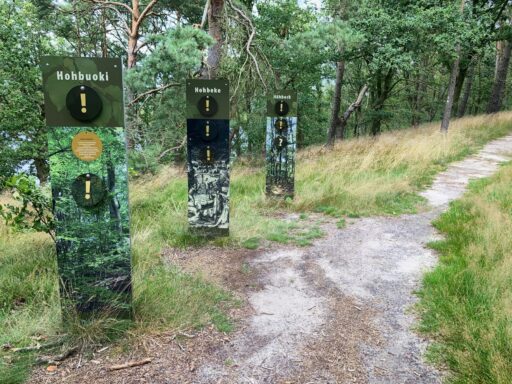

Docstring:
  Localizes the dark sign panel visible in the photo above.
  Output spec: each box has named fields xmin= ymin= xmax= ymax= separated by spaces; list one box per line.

xmin=266 ymin=91 xmax=298 ymax=198
xmin=42 ymin=57 xmax=132 ymax=317
xmin=186 ymin=79 xmax=230 ymax=236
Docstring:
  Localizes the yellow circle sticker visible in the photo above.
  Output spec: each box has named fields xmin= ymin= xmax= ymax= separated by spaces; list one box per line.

xmin=71 ymin=131 xmax=103 ymax=162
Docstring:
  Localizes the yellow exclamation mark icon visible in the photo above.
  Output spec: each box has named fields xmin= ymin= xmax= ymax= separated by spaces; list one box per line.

xmin=205 ymin=96 xmax=210 ymax=113
xmin=85 ymin=174 xmax=91 ymax=200
xmin=80 ymin=87 xmax=87 ymax=114
xmin=206 ymin=146 xmax=211 ymax=162
xmin=206 ymin=121 xmax=210 ymax=138
xmin=279 ymin=120 xmax=283 ymax=129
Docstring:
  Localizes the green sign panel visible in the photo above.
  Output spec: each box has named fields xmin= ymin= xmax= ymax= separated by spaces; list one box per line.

xmin=42 ymin=57 xmax=132 ymax=317
xmin=41 ymin=56 xmax=124 ymax=127
xmin=186 ymin=79 xmax=230 ymax=120
xmin=186 ymin=79 xmax=230 ymax=236
xmin=266 ymin=91 xmax=298 ymax=198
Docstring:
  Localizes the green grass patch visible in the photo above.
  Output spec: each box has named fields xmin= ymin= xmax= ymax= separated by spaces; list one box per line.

xmin=242 ymin=237 xmax=260 ymax=249
xmin=336 ymin=218 xmax=346 ymax=229
xmin=417 ymin=161 xmax=512 ymax=384
xmin=0 ymin=194 xmax=237 ymax=381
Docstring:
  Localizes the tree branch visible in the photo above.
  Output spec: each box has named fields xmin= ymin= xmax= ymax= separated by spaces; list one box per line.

xmin=137 ymin=0 xmax=158 ymax=26
xmin=129 ymin=82 xmax=181 ymax=105
xmin=227 ymin=0 xmax=267 ymax=89
xmin=158 ymin=136 xmax=187 ymax=161
xmin=90 ymin=0 xmax=134 ymax=16
xmin=201 ymin=0 xmax=210 ymax=29
xmin=48 ymin=148 xmax=71 ymax=158
xmin=342 ymin=84 xmax=368 ymax=121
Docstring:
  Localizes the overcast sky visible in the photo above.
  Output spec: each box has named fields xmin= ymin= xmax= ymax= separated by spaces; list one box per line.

xmin=298 ymin=0 xmax=322 ymax=9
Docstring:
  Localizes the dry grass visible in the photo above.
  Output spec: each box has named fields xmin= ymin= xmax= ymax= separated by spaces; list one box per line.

xmin=294 ymin=112 xmax=512 ymax=215
xmin=128 ymin=112 xmax=512 ymax=250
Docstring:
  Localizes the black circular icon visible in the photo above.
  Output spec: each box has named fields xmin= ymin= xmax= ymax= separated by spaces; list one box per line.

xmin=275 ymin=100 xmax=289 ymax=116
xmin=200 ymin=121 xmax=218 ymax=141
xmin=202 ymin=146 xmax=215 ymax=164
xmin=66 ymin=85 xmax=103 ymax=122
xmin=71 ymin=173 xmax=107 ymax=208
xmin=197 ymin=96 xmax=218 ymax=117
xmin=273 ymin=135 xmax=288 ymax=150
xmin=274 ymin=118 xmax=288 ymax=133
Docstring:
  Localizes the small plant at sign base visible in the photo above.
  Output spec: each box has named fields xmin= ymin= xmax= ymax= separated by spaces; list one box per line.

xmin=293 ymin=226 xmax=325 ymax=246
xmin=266 ymin=223 xmax=292 ymax=243
xmin=336 ymin=218 xmax=346 ymax=229
xmin=242 ymin=237 xmax=260 ymax=249
xmin=224 ymin=358 xmax=235 ymax=367
xmin=241 ymin=263 xmax=251 ymax=274
xmin=315 ymin=205 xmax=342 ymax=218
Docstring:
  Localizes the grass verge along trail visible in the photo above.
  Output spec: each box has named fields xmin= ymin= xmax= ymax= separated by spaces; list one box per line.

xmin=418 ymin=161 xmax=512 ymax=384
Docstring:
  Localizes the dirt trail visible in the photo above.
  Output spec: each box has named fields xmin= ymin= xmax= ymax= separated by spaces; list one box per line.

xmin=194 ymin=135 xmax=512 ymax=384
xmin=28 ymin=135 xmax=512 ymax=384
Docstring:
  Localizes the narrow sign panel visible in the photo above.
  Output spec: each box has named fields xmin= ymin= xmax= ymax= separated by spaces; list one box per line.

xmin=42 ymin=57 xmax=132 ymax=317
xmin=266 ymin=91 xmax=298 ymax=198
xmin=186 ymin=79 xmax=230 ymax=236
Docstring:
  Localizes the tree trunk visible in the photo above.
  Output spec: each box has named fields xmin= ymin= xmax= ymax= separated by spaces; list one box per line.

xmin=34 ymin=158 xmax=49 ymax=184
xmin=457 ymin=60 xmax=475 ymax=117
xmin=101 ymin=7 xmax=108 ymax=58
xmin=353 ymin=108 xmax=361 ymax=137
xmin=452 ymin=61 xmax=468 ymax=115
xmin=440 ymin=53 xmax=460 ymax=132
xmin=127 ymin=0 xmax=140 ymax=69
xmin=440 ymin=0 xmax=464 ymax=132
xmin=327 ymin=61 xmax=345 ymax=146
xmin=73 ymin=1 xmax=82 ymax=56
xmin=370 ymin=115 xmax=381 ymax=136
xmin=91 ymin=0 xmax=157 ymax=148
xmin=338 ymin=85 xmax=368 ymax=140
xmin=107 ymin=158 xmax=121 ymax=232
xmin=201 ymin=0 xmax=225 ymax=79
xmin=370 ymin=68 xmax=394 ymax=136
xmin=409 ymin=66 xmax=426 ymax=127
xmin=486 ymin=40 xmax=512 ymax=114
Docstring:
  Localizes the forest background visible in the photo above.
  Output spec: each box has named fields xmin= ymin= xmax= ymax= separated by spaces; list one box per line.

xmin=0 ymin=0 xmax=511 ymax=186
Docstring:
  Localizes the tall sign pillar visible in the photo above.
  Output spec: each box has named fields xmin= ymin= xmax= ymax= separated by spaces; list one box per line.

xmin=41 ymin=57 xmax=132 ymax=317
xmin=266 ymin=91 xmax=298 ymax=198
xmin=186 ymin=79 xmax=230 ymax=236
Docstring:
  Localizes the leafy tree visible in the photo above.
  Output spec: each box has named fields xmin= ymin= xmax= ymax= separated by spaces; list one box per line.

xmin=125 ymin=26 xmax=214 ymax=169
xmin=0 ymin=0 xmax=52 ymax=185
xmin=0 ymin=174 xmax=55 ymax=240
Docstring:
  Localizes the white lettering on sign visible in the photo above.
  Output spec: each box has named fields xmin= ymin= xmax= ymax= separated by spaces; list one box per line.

xmin=56 ymin=71 xmax=110 ymax=82
xmin=274 ymin=95 xmax=292 ymax=100
xmin=194 ymin=87 xmax=222 ymax=94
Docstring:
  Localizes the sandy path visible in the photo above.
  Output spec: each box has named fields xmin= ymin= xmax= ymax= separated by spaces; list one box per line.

xmin=195 ymin=135 xmax=512 ymax=384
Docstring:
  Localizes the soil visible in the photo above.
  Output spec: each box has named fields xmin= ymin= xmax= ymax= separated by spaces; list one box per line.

xmin=27 ymin=135 xmax=512 ymax=384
